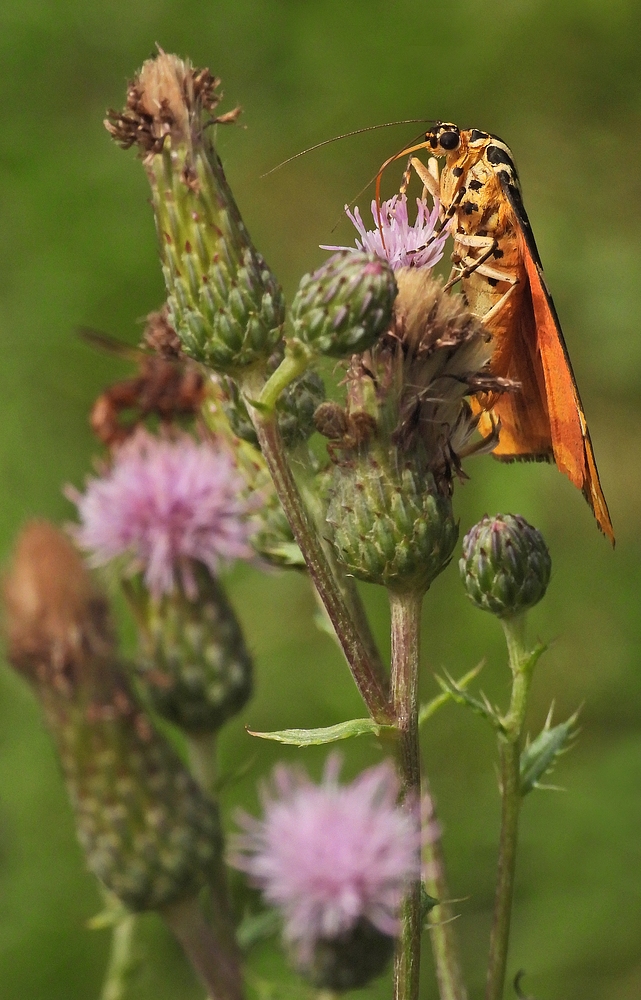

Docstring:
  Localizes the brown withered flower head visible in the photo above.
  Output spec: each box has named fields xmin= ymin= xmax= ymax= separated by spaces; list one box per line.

xmin=320 ymin=269 xmax=516 ymax=495
xmin=3 ymin=522 xmax=223 ymax=912
xmin=105 ymin=50 xmax=285 ymax=375
xmin=105 ymin=49 xmax=240 ymax=158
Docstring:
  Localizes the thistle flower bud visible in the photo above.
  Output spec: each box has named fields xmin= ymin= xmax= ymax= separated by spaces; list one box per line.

xmin=459 ymin=514 xmax=551 ymax=617
xmin=136 ymin=569 xmax=252 ymax=734
xmin=106 ymin=53 xmax=285 ymax=375
xmin=291 ymin=251 xmax=397 ymax=358
xmin=3 ymin=523 xmax=222 ymax=911
xmin=224 ymin=369 xmax=325 ymax=448
xmin=298 ymin=920 xmax=395 ymax=992
xmin=327 ymin=456 xmax=458 ymax=594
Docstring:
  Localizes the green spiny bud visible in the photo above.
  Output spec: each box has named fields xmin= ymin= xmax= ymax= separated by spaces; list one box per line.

xmin=295 ymin=919 xmax=395 ymax=992
xmin=105 ymin=53 xmax=285 ymax=375
xmin=459 ymin=514 xmax=551 ymax=618
xmin=291 ymin=251 xmax=397 ymax=358
xmin=136 ymin=569 xmax=252 ymax=734
xmin=3 ymin=523 xmax=222 ymax=912
xmin=326 ymin=451 xmax=458 ymax=594
xmin=224 ymin=369 xmax=325 ymax=449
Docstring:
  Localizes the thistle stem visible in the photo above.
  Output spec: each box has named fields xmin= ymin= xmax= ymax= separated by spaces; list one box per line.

xmin=99 ymin=913 xmax=137 ymax=1000
xmin=421 ymin=781 xmax=468 ymax=1000
xmin=257 ymin=344 xmax=313 ymax=411
xmin=389 ymin=591 xmax=423 ymax=1000
xmin=390 ymin=590 xmax=468 ymax=1000
xmin=247 ymin=406 xmax=391 ymax=723
xmin=485 ymin=613 xmax=535 ymax=1000
xmin=187 ymin=731 xmax=218 ymax=796
xmin=162 ymin=896 xmax=244 ymax=1000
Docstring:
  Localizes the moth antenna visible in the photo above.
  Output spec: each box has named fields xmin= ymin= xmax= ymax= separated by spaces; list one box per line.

xmin=260 ymin=119 xmax=434 ymax=178
xmin=375 ymin=134 xmax=434 ymax=249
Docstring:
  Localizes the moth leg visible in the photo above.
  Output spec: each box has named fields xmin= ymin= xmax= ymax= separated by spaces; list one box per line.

xmin=478 ymin=278 xmax=520 ymax=325
xmin=444 ymin=238 xmax=498 ymax=291
xmin=408 ymin=155 xmax=440 ymax=201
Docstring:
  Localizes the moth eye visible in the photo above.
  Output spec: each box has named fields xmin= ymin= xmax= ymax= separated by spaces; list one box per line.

xmin=439 ymin=131 xmax=460 ymax=151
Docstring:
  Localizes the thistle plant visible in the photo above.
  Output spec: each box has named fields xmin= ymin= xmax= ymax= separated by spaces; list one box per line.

xmin=0 ymin=48 xmax=600 ymax=1000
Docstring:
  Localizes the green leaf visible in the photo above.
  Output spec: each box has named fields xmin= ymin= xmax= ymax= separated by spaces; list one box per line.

xmin=419 ymin=660 xmax=485 ymax=726
xmin=246 ymin=718 xmax=395 ymax=747
xmin=435 ymin=669 xmax=503 ymax=731
xmin=237 ymin=908 xmax=281 ymax=950
xmin=261 ymin=541 xmax=306 ymax=567
xmin=520 ymin=706 xmax=579 ymax=795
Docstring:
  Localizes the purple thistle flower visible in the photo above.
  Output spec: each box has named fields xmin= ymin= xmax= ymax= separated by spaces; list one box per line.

xmin=68 ymin=430 xmax=253 ymax=599
xmin=229 ymin=756 xmax=420 ymax=959
xmin=321 ymin=194 xmax=449 ymax=272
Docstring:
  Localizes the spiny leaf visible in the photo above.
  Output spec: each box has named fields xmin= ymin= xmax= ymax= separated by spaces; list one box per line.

xmin=435 ymin=669 xmax=504 ymax=731
xmin=520 ymin=707 xmax=579 ymax=795
xmin=419 ymin=660 xmax=485 ymax=726
xmin=246 ymin=718 xmax=395 ymax=747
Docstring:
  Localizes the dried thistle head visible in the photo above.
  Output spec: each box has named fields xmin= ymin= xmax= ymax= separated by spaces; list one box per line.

xmin=105 ymin=50 xmax=240 ymax=157
xmin=3 ymin=521 xmax=113 ymax=690
xmin=105 ymin=52 xmax=284 ymax=375
xmin=337 ymin=270 xmax=517 ymax=494
xmin=3 ymin=521 xmax=223 ymax=912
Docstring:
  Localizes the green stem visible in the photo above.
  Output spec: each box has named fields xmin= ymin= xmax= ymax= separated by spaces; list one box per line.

xmin=389 ymin=591 xmax=468 ymax=1000
xmin=258 ymin=343 xmax=313 ymax=411
xmin=99 ymin=913 xmax=137 ymax=1000
xmin=389 ymin=591 xmax=423 ymax=1000
xmin=162 ymin=896 xmax=244 ymax=1000
xmin=485 ymin=613 xmax=535 ymax=1000
xmin=421 ymin=781 xmax=468 ymax=1000
xmin=187 ymin=731 xmax=219 ymax=796
xmin=246 ymin=406 xmax=392 ymax=723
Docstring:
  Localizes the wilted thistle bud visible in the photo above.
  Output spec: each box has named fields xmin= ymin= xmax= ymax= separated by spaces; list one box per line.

xmin=135 ymin=568 xmax=252 ymax=734
xmin=3 ymin=523 xmax=222 ymax=911
xmin=105 ymin=52 xmax=285 ymax=375
xmin=459 ymin=513 xmax=551 ymax=617
xmin=291 ymin=251 xmax=397 ymax=358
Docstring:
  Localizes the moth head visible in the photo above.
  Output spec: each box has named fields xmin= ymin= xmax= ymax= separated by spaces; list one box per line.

xmin=425 ymin=123 xmax=461 ymax=155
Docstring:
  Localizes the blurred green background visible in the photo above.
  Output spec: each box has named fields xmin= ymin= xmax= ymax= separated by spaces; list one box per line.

xmin=0 ymin=1 xmax=640 ymax=998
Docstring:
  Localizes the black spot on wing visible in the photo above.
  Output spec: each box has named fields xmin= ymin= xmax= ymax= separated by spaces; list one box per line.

xmin=470 ymin=129 xmax=488 ymax=143
xmin=486 ymin=144 xmax=514 ymax=168
xmin=452 ymin=166 xmax=464 ymax=177
xmin=468 ymin=179 xmax=483 ymax=191
xmin=463 ymin=202 xmax=479 ymax=215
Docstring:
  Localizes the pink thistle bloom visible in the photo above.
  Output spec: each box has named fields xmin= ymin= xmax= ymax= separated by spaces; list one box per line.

xmin=68 ymin=430 xmax=253 ymax=599
xmin=229 ymin=756 xmax=420 ymax=958
xmin=321 ymin=194 xmax=449 ymax=272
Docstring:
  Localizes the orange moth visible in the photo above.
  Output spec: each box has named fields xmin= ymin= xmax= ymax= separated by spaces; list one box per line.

xmin=378 ymin=123 xmax=614 ymax=544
